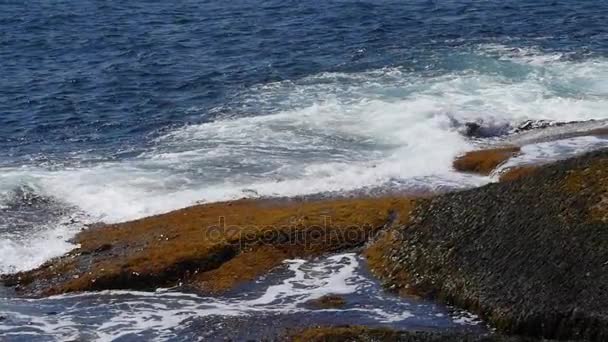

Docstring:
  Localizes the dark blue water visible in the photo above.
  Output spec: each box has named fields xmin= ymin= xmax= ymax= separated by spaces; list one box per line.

xmin=2 ymin=0 xmax=607 ymax=165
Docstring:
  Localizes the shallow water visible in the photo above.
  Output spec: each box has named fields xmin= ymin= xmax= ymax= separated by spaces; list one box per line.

xmin=1 ymin=0 xmax=608 ymax=340
xmin=0 ymin=254 xmax=485 ymax=341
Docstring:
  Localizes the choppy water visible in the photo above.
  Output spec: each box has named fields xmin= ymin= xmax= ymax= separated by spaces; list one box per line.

xmin=1 ymin=0 xmax=608 ymax=340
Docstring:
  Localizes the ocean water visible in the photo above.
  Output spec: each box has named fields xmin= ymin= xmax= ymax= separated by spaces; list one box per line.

xmin=1 ymin=1 xmax=608 ymax=340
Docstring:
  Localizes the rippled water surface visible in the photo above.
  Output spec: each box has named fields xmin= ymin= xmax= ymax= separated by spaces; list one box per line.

xmin=1 ymin=0 xmax=608 ymax=340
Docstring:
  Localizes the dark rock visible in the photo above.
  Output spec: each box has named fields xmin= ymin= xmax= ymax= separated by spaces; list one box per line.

xmin=367 ymin=149 xmax=608 ymax=341
xmin=461 ymin=121 xmax=511 ymax=138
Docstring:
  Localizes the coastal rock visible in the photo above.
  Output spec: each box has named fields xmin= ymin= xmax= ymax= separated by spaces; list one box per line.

xmin=459 ymin=119 xmax=594 ymax=139
xmin=461 ymin=122 xmax=511 ymax=138
xmin=507 ymin=121 xmax=608 ymax=147
xmin=511 ymin=119 xmax=569 ymax=134
xmin=366 ymin=150 xmax=608 ymax=340
xmin=453 ymin=146 xmax=520 ymax=175
xmin=453 ymin=122 xmax=608 ymax=179
xmin=1 ymin=197 xmax=414 ymax=297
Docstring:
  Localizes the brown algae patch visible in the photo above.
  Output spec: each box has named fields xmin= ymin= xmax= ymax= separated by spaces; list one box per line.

xmin=498 ymin=165 xmax=539 ymax=182
xmin=453 ymin=146 xmax=520 ymax=175
xmin=4 ymin=196 xmax=415 ymax=297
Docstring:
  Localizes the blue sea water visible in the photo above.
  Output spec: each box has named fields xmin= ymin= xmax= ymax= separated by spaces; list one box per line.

xmin=1 ymin=1 xmax=608 ymax=340
xmin=1 ymin=0 xmax=607 ymax=164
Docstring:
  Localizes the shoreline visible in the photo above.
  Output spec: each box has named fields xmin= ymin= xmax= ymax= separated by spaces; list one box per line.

xmin=2 ymin=125 xmax=608 ymax=341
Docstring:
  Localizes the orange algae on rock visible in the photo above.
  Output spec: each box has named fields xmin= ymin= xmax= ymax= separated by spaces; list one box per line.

xmin=453 ymin=146 xmax=521 ymax=176
xmin=498 ymin=165 xmax=539 ymax=182
xmin=3 ymin=196 xmax=415 ymax=297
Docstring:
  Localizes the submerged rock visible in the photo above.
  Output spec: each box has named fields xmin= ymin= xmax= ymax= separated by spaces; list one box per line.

xmin=305 ymin=294 xmax=347 ymax=309
xmin=366 ymin=150 xmax=608 ymax=341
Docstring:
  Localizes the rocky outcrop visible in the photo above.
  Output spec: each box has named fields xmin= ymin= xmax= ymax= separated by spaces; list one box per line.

xmin=509 ymin=123 xmax=608 ymax=146
xmin=511 ymin=119 xmax=571 ymax=134
xmin=459 ymin=119 xmax=604 ymax=139
xmin=453 ymin=146 xmax=520 ymax=175
xmin=453 ymin=123 xmax=608 ymax=179
xmin=2 ymin=197 xmax=414 ymax=297
xmin=366 ymin=150 xmax=608 ymax=341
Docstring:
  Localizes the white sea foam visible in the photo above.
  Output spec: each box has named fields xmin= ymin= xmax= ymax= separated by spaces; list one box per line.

xmin=0 ymin=222 xmax=80 ymax=275
xmin=1 ymin=45 xmax=608 ymax=273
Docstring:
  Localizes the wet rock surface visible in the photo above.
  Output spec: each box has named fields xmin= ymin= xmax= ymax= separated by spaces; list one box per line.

xmin=367 ymin=150 xmax=608 ymax=341
xmin=458 ymin=119 xmax=608 ymax=141
xmin=1 ymin=197 xmax=414 ymax=297
xmin=506 ymin=121 xmax=608 ymax=147
xmin=510 ymin=119 xmax=572 ymax=134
